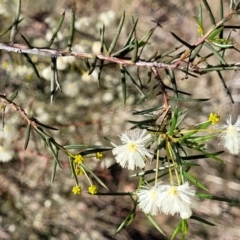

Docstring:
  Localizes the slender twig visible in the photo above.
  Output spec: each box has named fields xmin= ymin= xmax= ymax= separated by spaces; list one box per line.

xmin=0 ymin=43 xmax=240 ymax=74
xmin=0 ymin=42 xmax=184 ymax=69
xmin=151 ymin=67 xmax=169 ymax=109
xmin=0 ymin=94 xmax=72 ymax=156
xmin=0 ymin=42 xmax=239 ymax=75
xmin=174 ymin=7 xmax=240 ymax=66
xmin=0 ymin=93 xmax=37 ymax=127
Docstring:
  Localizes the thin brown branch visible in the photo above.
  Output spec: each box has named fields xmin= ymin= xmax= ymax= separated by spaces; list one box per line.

xmin=151 ymin=66 xmax=169 ymax=109
xmin=174 ymin=8 xmax=239 ymax=67
xmin=0 ymin=42 xmax=183 ymax=70
xmin=0 ymin=93 xmax=71 ymax=155
xmin=0 ymin=93 xmax=37 ymax=128
xmin=0 ymin=42 xmax=240 ymax=75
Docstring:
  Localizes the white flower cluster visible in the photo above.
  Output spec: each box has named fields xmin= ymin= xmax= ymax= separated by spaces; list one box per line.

xmin=219 ymin=115 xmax=240 ymax=154
xmin=112 ymin=129 xmax=153 ymax=170
xmin=111 ymin=129 xmax=196 ymax=219
xmin=136 ymin=182 xmax=196 ymax=219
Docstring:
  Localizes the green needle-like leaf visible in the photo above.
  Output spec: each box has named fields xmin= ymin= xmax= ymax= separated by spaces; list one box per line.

xmin=125 ymin=69 xmax=145 ymax=96
xmin=123 ymin=17 xmax=138 ymax=47
xmin=219 ymin=0 xmax=224 ymax=23
xmin=111 ymin=42 xmax=134 ymax=57
xmin=21 ymin=34 xmax=32 ymax=48
xmin=208 ymin=27 xmax=224 ymax=40
xmin=100 ymin=24 xmax=106 ymax=54
xmin=33 ymin=119 xmax=58 ymax=131
xmin=130 ymin=164 xmax=174 ymax=177
xmin=197 ymin=193 xmax=240 ymax=204
xmin=204 ymin=41 xmax=226 ymax=64
xmin=146 ymin=214 xmax=165 ymax=236
xmin=171 ymin=221 xmax=181 ymax=240
xmin=202 ymin=0 xmax=216 ymax=24
xmin=79 ymin=147 xmax=112 ymax=156
xmin=182 ymin=151 xmax=223 ymax=161
xmin=183 ymin=162 xmax=200 ymax=167
xmin=138 ymin=28 xmax=154 ymax=45
xmin=131 ymin=106 xmax=163 ymax=116
xmin=98 ymin=25 xmax=105 ymax=88
xmin=50 ymin=57 xmax=61 ymax=103
xmin=198 ymin=3 xmax=203 ymax=29
xmin=48 ymin=11 xmax=65 ymax=48
xmin=51 ymin=159 xmax=58 ymax=184
xmin=107 ymin=11 xmax=125 ymax=55
xmin=190 ymin=215 xmax=215 ymax=226
xmin=22 ymin=53 xmax=41 ymax=79
xmin=24 ymin=123 xmax=31 ymax=150
xmin=180 ymin=120 xmax=212 ymax=140
xmin=188 ymin=134 xmax=214 ymax=143
xmin=8 ymin=91 xmax=18 ymax=101
xmin=170 ymin=32 xmax=192 ymax=48
xmin=166 ymin=68 xmax=178 ymax=97
xmin=175 ymin=109 xmax=187 ymax=128
xmin=64 ymin=144 xmax=111 ymax=150
xmin=198 ymin=149 xmax=224 ymax=162
xmin=136 ymin=84 xmax=158 ymax=104
xmin=128 ymin=118 xmax=156 ymax=126
xmin=217 ymin=71 xmax=234 ymax=103
xmin=0 ymin=18 xmax=23 ymax=37
xmin=67 ymin=7 xmax=75 ymax=50
xmin=183 ymin=171 xmax=208 ymax=191
xmin=115 ymin=211 xmax=136 ymax=234
xmin=131 ymin=38 xmax=138 ymax=63
xmin=120 ymin=66 xmax=126 ymax=104
xmin=10 ymin=0 xmax=21 ymax=42
xmin=69 ymin=157 xmax=79 ymax=185
xmin=169 ymin=97 xmax=210 ymax=102
xmin=88 ymin=55 xmax=97 ymax=75
xmin=190 ymin=44 xmax=203 ymax=61
xmin=169 ymin=107 xmax=178 ymax=135
xmin=81 ymin=163 xmax=109 ymax=190
xmin=193 ymin=16 xmax=204 ymax=36
xmin=46 ymin=137 xmax=62 ymax=170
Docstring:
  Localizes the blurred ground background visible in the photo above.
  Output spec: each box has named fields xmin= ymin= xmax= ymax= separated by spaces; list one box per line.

xmin=0 ymin=0 xmax=240 ymax=239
